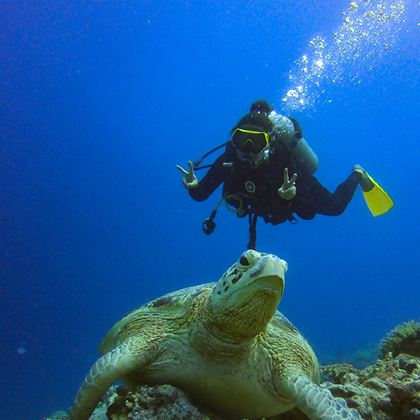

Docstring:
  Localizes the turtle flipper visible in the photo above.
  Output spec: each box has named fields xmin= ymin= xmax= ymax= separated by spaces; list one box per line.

xmin=69 ymin=340 xmax=140 ymax=420
xmin=285 ymin=375 xmax=362 ymax=419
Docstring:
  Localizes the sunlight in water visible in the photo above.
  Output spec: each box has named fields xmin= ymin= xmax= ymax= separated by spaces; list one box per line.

xmin=281 ymin=0 xmax=407 ymax=112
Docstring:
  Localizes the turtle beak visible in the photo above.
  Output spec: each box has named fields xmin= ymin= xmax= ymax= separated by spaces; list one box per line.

xmin=251 ymin=256 xmax=286 ymax=295
xmin=231 ymin=255 xmax=287 ymax=305
xmin=254 ymin=274 xmax=284 ymax=294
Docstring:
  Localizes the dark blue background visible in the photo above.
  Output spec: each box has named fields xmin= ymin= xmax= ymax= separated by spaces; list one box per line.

xmin=1 ymin=1 xmax=419 ymax=418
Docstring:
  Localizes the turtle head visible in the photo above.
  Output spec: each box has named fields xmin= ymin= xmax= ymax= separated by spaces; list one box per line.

xmin=210 ymin=250 xmax=287 ymax=340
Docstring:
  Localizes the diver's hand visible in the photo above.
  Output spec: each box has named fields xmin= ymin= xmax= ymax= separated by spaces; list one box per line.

xmin=278 ymin=168 xmax=297 ymax=200
xmin=353 ymin=164 xmax=373 ymax=192
xmin=176 ymin=161 xmax=199 ymax=189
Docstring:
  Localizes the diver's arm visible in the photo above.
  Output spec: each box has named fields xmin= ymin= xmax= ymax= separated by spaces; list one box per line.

xmin=308 ymin=171 xmax=362 ymax=215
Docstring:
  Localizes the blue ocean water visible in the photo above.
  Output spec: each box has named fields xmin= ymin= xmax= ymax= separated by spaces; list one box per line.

xmin=0 ymin=1 xmax=418 ymax=418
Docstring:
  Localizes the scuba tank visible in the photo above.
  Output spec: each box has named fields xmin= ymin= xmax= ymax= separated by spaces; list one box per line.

xmin=268 ymin=111 xmax=319 ymax=174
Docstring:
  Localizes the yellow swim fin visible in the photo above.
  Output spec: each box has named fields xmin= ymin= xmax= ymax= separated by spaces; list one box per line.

xmin=355 ymin=168 xmax=394 ymax=216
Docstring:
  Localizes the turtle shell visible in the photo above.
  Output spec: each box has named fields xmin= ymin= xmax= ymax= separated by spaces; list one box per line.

xmin=99 ymin=283 xmax=215 ymax=354
xmin=271 ymin=311 xmax=301 ymax=336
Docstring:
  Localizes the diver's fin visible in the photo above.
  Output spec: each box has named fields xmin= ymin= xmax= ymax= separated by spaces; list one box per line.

xmin=355 ymin=168 xmax=394 ymax=216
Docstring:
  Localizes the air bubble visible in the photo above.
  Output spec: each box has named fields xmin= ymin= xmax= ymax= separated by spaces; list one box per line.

xmin=280 ymin=0 xmax=406 ymax=112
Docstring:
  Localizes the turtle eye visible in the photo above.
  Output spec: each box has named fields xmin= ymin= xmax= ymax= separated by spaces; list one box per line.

xmin=237 ymin=250 xmax=260 ymax=269
xmin=239 ymin=256 xmax=249 ymax=266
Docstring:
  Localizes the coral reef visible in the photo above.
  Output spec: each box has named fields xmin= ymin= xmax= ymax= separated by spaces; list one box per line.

xmin=379 ymin=320 xmax=420 ymax=359
xmin=345 ymin=343 xmax=380 ymax=369
xmin=322 ymin=342 xmax=380 ymax=369
xmin=106 ymin=384 xmax=213 ymax=420
xmin=322 ymin=353 xmax=420 ymax=420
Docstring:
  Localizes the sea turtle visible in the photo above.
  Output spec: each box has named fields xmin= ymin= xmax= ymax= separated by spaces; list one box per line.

xmin=70 ymin=250 xmax=361 ymax=419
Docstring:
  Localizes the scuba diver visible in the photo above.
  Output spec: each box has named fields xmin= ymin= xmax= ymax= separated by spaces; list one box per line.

xmin=177 ymin=100 xmax=393 ymax=250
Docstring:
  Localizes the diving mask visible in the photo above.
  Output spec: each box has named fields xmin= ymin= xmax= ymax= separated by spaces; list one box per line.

xmin=232 ymin=128 xmax=270 ymax=154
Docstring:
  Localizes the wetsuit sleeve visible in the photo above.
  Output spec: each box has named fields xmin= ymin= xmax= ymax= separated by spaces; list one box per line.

xmin=188 ymin=154 xmax=228 ymax=202
xmin=305 ymin=171 xmax=361 ymax=215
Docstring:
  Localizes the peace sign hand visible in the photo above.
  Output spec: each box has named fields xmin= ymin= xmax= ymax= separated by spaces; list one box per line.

xmin=278 ymin=168 xmax=297 ymax=200
xmin=176 ymin=160 xmax=199 ymax=189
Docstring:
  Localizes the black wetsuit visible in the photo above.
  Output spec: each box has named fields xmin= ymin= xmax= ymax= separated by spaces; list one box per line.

xmin=190 ymin=141 xmax=361 ymax=227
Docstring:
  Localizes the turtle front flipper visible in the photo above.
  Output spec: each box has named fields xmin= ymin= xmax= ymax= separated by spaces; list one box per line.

xmin=281 ymin=374 xmax=362 ymax=419
xmin=69 ymin=339 xmax=146 ymax=420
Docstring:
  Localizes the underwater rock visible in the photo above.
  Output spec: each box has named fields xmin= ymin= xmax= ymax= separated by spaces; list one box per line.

xmin=45 ymin=411 xmax=70 ymax=420
xmin=322 ymin=353 xmax=420 ymax=420
xmin=106 ymin=384 xmax=212 ymax=420
xmin=379 ymin=320 xmax=420 ymax=359
xmin=325 ymin=343 xmax=380 ymax=369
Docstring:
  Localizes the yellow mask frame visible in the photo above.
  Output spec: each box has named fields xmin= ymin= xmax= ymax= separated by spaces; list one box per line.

xmin=232 ymin=128 xmax=270 ymax=153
